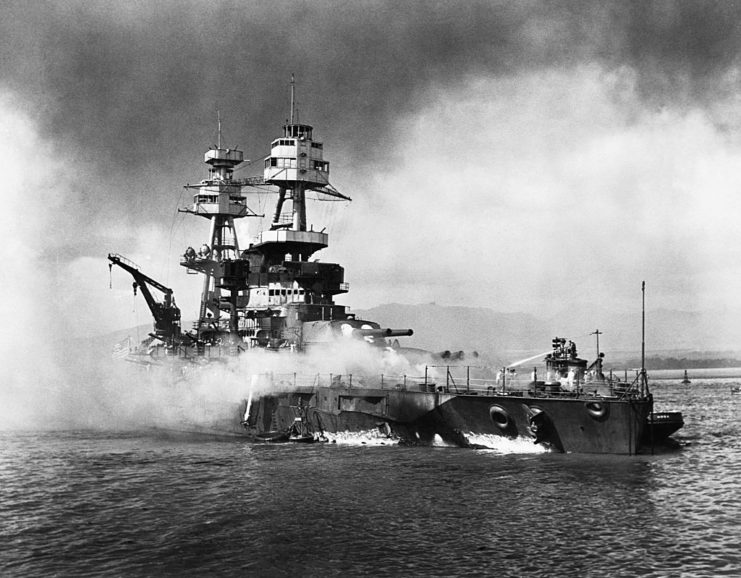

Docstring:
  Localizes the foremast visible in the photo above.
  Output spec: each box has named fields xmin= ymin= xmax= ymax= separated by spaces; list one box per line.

xmin=179 ymin=117 xmax=260 ymax=342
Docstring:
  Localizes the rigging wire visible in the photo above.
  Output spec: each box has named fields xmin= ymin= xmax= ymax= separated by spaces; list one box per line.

xmin=133 ymin=285 xmax=140 ymax=345
xmin=243 ymin=184 xmax=275 ymax=237
xmin=232 ymin=158 xmax=256 ymax=173
xmin=165 ymin=185 xmax=188 ymax=286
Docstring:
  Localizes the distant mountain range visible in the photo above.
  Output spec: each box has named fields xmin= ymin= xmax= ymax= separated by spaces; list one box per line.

xmin=93 ymin=303 xmax=741 ymax=367
xmin=354 ymin=303 xmax=741 ymax=363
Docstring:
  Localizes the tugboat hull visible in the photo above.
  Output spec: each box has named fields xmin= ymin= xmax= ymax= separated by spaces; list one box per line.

xmin=245 ymin=385 xmax=653 ymax=455
xmin=433 ymin=394 xmax=650 ymax=454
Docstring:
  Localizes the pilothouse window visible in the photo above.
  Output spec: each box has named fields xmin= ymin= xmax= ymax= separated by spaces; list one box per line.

xmin=266 ymin=157 xmax=297 ymax=168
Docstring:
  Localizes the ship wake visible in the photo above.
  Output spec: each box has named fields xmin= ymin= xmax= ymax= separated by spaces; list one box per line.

xmin=463 ymin=433 xmax=550 ymax=454
xmin=321 ymin=429 xmax=401 ymax=446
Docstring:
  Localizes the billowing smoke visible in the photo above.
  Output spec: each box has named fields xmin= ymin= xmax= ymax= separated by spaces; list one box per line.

xmin=2 ymin=333 xmax=438 ymax=432
xmin=338 ymin=66 xmax=741 ymax=317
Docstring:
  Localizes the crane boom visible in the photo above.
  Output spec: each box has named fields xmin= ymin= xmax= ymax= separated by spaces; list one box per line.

xmin=108 ymin=253 xmax=182 ymax=343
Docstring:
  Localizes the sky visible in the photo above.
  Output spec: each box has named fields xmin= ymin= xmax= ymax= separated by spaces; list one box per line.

xmin=2 ymin=0 xmax=741 ymax=345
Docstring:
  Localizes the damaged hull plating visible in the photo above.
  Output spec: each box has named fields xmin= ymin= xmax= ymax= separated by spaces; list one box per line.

xmin=242 ymin=369 xmax=658 ymax=454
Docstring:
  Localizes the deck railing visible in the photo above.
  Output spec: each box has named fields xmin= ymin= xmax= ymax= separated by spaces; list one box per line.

xmin=129 ymin=344 xmax=646 ymax=399
xmin=249 ymin=367 xmax=644 ymax=399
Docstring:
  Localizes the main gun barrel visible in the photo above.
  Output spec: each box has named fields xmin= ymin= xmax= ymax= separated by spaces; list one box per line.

xmin=355 ymin=328 xmax=414 ymax=338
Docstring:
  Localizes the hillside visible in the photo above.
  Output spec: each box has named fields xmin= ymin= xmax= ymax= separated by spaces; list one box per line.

xmin=355 ymin=303 xmax=741 ymax=362
xmin=89 ymin=304 xmax=741 ymax=368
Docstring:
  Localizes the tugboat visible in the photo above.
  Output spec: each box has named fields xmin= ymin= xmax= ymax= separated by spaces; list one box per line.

xmin=108 ymin=80 xmax=683 ymax=454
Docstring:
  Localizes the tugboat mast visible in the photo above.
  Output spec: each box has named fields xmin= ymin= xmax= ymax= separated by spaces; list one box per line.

xmin=590 ymin=329 xmax=602 ymax=358
xmin=641 ymin=281 xmax=647 ymax=396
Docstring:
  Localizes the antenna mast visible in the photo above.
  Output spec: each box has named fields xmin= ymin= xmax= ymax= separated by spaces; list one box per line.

xmin=217 ymin=109 xmax=222 ymax=149
xmin=290 ymin=73 xmax=295 ymax=124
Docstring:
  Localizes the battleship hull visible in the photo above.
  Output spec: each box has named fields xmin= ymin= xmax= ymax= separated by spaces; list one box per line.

xmin=245 ymin=385 xmax=653 ymax=455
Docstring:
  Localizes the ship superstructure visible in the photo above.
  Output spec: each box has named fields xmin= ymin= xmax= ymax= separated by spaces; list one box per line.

xmin=111 ymin=79 xmax=410 ymax=356
xmin=229 ymin=81 xmax=362 ymax=350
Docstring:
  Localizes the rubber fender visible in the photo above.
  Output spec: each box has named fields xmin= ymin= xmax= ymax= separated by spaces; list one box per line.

xmin=585 ymin=400 xmax=609 ymax=420
xmin=489 ymin=404 xmax=511 ymax=430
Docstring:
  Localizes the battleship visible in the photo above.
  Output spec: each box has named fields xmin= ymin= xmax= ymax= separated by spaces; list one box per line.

xmin=108 ymin=80 xmax=683 ymax=454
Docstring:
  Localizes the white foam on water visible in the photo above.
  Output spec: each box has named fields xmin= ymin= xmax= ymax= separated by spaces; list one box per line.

xmin=314 ymin=430 xmax=540 ymax=452
xmin=464 ymin=433 xmax=550 ymax=454
xmin=322 ymin=430 xmax=399 ymax=446
xmin=432 ymin=433 xmax=455 ymax=447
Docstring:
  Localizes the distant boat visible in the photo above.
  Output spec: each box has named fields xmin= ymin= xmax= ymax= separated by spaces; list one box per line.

xmin=731 ymin=386 xmax=741 ymax=395
xmin=681 ymin=370 xmax=691 ymax=385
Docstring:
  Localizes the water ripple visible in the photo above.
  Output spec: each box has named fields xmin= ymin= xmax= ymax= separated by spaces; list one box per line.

xmin=1 ymin=381 xmax=740 ymax=576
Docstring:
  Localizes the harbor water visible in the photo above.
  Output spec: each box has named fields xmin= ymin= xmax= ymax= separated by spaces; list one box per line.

xmin=1 ymin=379 xmax=740 ymax=577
